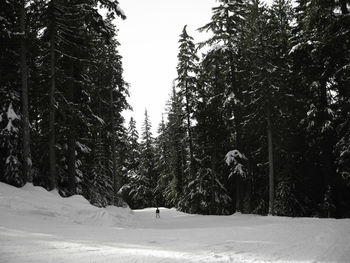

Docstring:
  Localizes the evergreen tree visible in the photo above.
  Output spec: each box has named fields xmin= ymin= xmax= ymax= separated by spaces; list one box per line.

xmin=0 ymin=0 xmax=128 ymax=207
xmin=84 ymin=20 xmax=128 ymax=206
xmin=267 ymin=0 xmax=304 ymax=216
xmin=124 ymin=111 xmax=157 ymax=208
xmin=1 ymin=0 xmax=350 ymax=218
xmin=0 ymin=1 xmax=23 ymax=186
xmin=154 ymin=115 xmax=171 ymax=207
xmin=126 ymin=117 xmax=141 ymax=173
xmin=180 ymin=48 xmax=232 ymax=215
xmin=120 ymin=117 xmax=141 ymax=207
xmin=176 ymin=25 xmax=198 ymax=180
xmin=166 ymin=86 xmax=187 ymax=205
xmin=199 ymin=0 xmax=248 ymax=213
xmin=19 ymin=0 xmax=32 ymax=183
xmin=140 ymin=110 xmax=158 ymax=204
xmin=290 ymin=0 xmax=350 ymax=217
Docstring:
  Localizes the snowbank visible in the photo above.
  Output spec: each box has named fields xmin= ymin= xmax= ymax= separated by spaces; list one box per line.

xmin=1 ymin=182 xmax=350 ymax=263
xmin=0 ymin=182 xmax=133 ymax=227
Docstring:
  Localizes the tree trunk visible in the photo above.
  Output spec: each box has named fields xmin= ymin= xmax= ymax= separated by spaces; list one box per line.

xmin=235 ymin=176 xmax=242 ymax=212
xmin=267 ymin=109 xmax=275 ymax=215
xmin=184 ymin=78 xmax=195 ymax=179
xmin=210 ymin=150 xmax=216 ymax=215
xmin=177 ymin=145 xmax=184 ymax=196
xmin=67 ymin=64 xmax=76 ymax=195
xmin=67 ymin=130 xmax=76 ymax=194
xmin=228 ymin=51 xmax=244 ymax=213
xmin=20 ymin=0 xmax=32 ymax=182
xmin=48 ymin=2 xmax=57 ymax=190
xmin=246 ymin=162 xmax=253 ymax=213
xmin=210 ymin=171 xmax=215 ymax=215
xmin=110 ymin=88 xmax=118 ymax=205
xmin=96 ymin=91 xmax=104 ymax=184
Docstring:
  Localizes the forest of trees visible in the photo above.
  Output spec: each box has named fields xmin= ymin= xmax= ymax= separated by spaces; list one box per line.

xmin=1 ymin=0 xmax=350 ymax=218
xmin=121 ymin=0 xmax=350 ymax=218
xmin=0 ymin=0 xmax=128 ymax=206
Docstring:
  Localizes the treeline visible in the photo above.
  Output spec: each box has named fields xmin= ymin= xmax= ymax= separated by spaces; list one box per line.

xmin=122 ymin=0 xmax=350 ymax=218
xmin=0 ymin=0 xmax=129 ymax=206
xmin=1 ymin=0 xmax=349 ymax=218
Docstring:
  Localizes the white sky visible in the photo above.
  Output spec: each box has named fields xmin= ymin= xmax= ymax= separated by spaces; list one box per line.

xmin=117 ymin=0 xmax=273 ymax=135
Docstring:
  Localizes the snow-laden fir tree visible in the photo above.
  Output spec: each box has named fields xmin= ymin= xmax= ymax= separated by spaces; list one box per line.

xmin=290 ymin=0 xmax=350 ymax=217
xmin=125 ymin=111 xmax=157 ymax=208
xmin=176 ymin=25 xmax=198 ymax=180
xmin=178 ymin=49 xmax=232 ymax=215
xmin=120 ymin=117 xmax=141 ymax=208
xmin=0 ymin=0 xmax=29 ymax=187
xmin=166 ymin=86 xmax=187 ymax=206
xmin=198 ymin=0 xmax=249 ymax=213
xmin=126 ymin=117 xmax=141 ymax=174
xmin=154 ymin=116 xmax=172 ymax=207
xmin=19 ymin=0 xmax=32 ymax=183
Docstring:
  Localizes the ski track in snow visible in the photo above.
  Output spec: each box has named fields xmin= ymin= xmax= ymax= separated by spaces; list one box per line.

xmin=1 ymin=183 xmax=350 ymax=263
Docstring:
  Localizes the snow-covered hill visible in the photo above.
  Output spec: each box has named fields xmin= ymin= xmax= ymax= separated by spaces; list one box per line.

xmin=1 ymin=182 xmax=349 ymax=262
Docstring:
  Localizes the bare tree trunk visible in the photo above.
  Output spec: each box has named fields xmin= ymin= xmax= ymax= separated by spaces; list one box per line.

xmin=177 ymin=145 xmax=184 ymax=196
xmin=110 ymin=88 xmax=118 ymax=205
xmin=210 ymin=149 xmax=217 ymax=215
xmin=236 ymin=176 xmax=242 ymax=212
xmin=20 ymin=0 xmax=32 ymax=182
xmin=67 ymin=63 xmax=76 ymax=195
xmin=67 ymin=131 xmax=76 ymax=194
xmin=267 ymin=109 xmax=274 ymax=215
xmin=49 ymin=33 xmax=57 ymax=189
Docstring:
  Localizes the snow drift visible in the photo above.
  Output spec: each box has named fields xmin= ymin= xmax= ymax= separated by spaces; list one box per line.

xmin=1 ymin=182 xmax=350 ymax=262
xmin=0 ymin=182 xmax=133 ymax=227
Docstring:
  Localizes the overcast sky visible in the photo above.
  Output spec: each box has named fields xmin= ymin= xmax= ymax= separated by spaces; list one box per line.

xmin=117 ymin=0 xmax=272 ymax=135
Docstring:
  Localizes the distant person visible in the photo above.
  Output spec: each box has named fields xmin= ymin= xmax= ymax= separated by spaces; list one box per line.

xmin=156 ymin=207 xmax=160 ymax=218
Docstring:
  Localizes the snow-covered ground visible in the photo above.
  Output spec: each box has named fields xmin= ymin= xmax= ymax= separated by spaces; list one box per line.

xmin=0 ymin=182 xmax=349 ymax=263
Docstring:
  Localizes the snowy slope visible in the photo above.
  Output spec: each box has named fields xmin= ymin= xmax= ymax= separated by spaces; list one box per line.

xmin=1 ymin=182 xmax=350 ymax=263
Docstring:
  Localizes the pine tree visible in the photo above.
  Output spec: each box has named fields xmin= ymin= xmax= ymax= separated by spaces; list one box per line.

xmin=176 ymin=25 xmax=198 ymax=180
xmin=124 ymin=111 xmax=156 ymax=208
xmin=199 ymin=0 xmax=247 ymax=148
xmin=235 ymin=0 xmax=295 ymax=215
xmin=290 ymin=0 xmax=350 ymax=217
xmin=19 ymin=0 xmax=32 ymax=183
xmin=153 ymin=116 xmax=171 ymax=207
xmin=120 ymin=117 xmax=141 ymax=207
xmin=46 ymin=0 xmax=60 ymax=190
xmin=266 ymin=0 xmax=305 ymax=217
xmin=199 ymin=0 xmax=249 ymax=213
xmin=126 ymin=117 xmax=141 ymax=173
xmin=140 ymin=110 xmax=158 ymax=203
xmin=0 ymin=1 xmax=23 ymax=186
xmin=166 ymin=86 xmax=187 ymax=205
xmin=333 ymin=1 xmax=350 ymax=194
xmin=0 ymin=0 xmax=129 ymax=208
xmin=83 ymin=18 xmax=128 ymax=205
xmin=182 ymin=49 xmax=232 ymax=215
